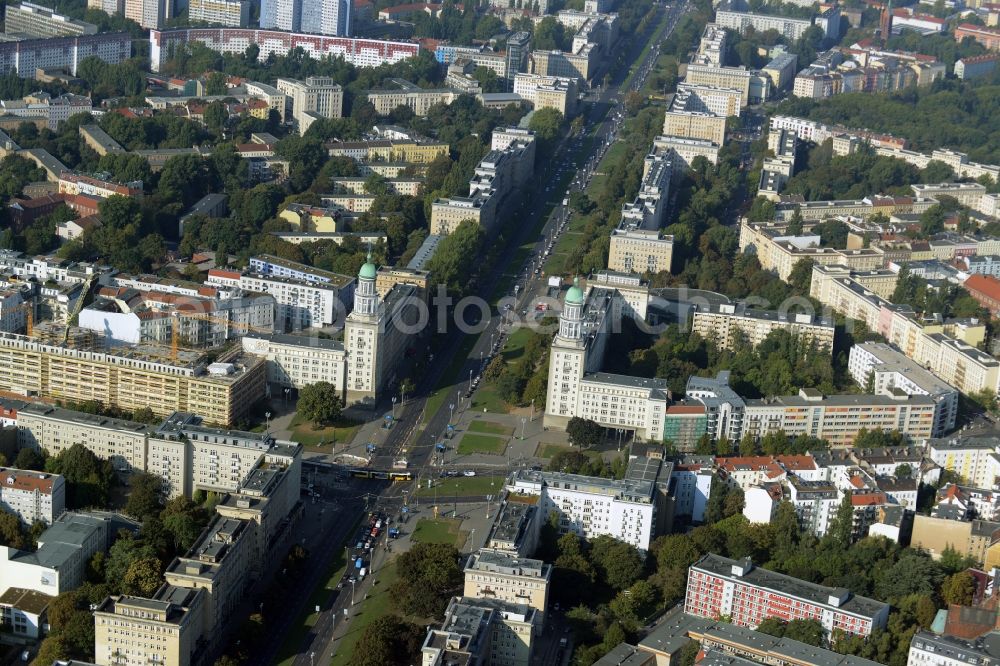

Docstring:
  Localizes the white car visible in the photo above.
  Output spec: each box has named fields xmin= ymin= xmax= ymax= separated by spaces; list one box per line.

xmin=463 ymin=470 xmax=477 ymax=477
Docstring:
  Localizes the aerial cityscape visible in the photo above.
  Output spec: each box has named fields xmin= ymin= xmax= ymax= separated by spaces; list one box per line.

xmin=0 ymin=0 xmax=997 ymax=664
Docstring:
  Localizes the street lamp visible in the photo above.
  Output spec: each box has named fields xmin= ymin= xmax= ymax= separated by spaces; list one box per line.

xmin=265 ymin=411 xmax=271 ymax=433
xmin=351 ymin=579 xmax=356 ymax=605
xmin=449 ymin=403 xmax=455 ymax=425
xmin=469 ymin=369 xmax=473 ymax=391
xmin=391 ymin=396 xmax=396 ymax=420
xmin=520 ymin=417 xmax=527 ymax=441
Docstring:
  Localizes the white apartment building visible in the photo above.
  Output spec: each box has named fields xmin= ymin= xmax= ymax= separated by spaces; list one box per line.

xmin=715 ymin=9 xmax=813 ymax=40
xmin=926 ymin=435 xmax=1000 ymax=488
xmin=276 ymin=77 xmax=344 ymax=135
xmin=17 ymin=404 xmax=152 ymax=476
xmin=907 ymin=631 xmax=1000 ymax=666
xmin=691 ymin=302 xmax=835 ymax=352
xmin=848 ymin=342 xmax=959 ymax=436
xmin=188 ymin=0 xmax=250 ymax=26
xmin=241 ymin=332 xmax=346 ymax=394
xmin=506 ymin=458 xmax=670 ymax=551
xmin=786 ymin=476 xmax=841 ymax=537
xmin=670 ymin=461 xmax=713 ymax=523
xmin=0 ymin=467 xmax=65 ymax=525
xmin=207 ymin=257 xmax=354 ymax=330
xmin=0 ymin=512 xmax=113 ymax=600
xmin=675 ymin=82 xmax=744 ymax=115
xmin=652 ymin=135 xmax=720 ymax=171
xmin=0 ymin=288 xmax=28 ymax=334
xmin=512 ymin=73 xmax=578 ymax=115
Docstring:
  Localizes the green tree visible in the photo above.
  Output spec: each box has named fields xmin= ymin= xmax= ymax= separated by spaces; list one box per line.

xmin=528 ymin=107 xmax=564 ymax=144
xmin=122 ymin=557 xmax=163 ymax=597
xmin=126 ymin=473 xmax=165 ymax=520
xmin=566 ymin=417 xmax=603 ymax=449
xmin=45 ymin=443 xmax=115 ymax=509
xmin=390 ymin=542 xmax=463 ymax=617
xmin=0 ymin=510 xmax=27 ymax=549
xmin=590 ymin=535 xmax=645 ymax=591
xmin=296 ymin=382 xmax=343 ymax=427
xmin=940 ymin=571 xmax=975 ymax=606
xmin=14 ymin=447 xmax=46 ymax=471
xmin=352 ymin=615 xmax=425 ymax=666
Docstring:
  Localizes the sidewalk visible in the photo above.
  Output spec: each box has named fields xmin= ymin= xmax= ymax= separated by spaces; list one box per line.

xmin=434 ymin=406 xmax=572 ymax=468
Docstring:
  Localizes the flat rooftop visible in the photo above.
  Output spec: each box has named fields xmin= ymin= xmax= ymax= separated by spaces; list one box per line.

xmin=692 ymin=554 xmax=888 ymax=619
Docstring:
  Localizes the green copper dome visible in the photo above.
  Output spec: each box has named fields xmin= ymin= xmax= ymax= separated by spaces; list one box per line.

xmin=565 ymin=277 xmax=584 ymax=305
xmin=359 ymin=251 xmax=377 ymax=280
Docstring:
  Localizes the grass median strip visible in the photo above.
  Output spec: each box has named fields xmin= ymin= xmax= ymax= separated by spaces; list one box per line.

xmin=468 ymin=420 xmax=514 ymax=436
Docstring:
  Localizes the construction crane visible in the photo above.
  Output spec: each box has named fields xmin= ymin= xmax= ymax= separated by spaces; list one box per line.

xmin=63 ymin=275 xmax=95 ymax=345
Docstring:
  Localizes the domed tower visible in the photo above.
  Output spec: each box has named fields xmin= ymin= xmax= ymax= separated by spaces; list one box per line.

xmin=354 ymin=251 xmax=380 ymax=317
xmin=558 ymin=277 xmax=585 ymax=340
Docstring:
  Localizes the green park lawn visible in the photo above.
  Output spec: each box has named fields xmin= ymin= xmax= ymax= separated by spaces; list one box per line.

xmin=468 ymin=420 xmax=514 ymax=436
xmin=457 ymin=433 xmax=508 ymax=455
xmin=410 ymin=518 xmax=468 ymax=548
xmin=289 ymin=414 xmax=361 ymax=449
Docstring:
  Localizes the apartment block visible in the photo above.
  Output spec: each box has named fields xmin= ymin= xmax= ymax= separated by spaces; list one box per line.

xmin=464 ymin=549 xmax=551 ymax=628
xmin=88 ymin=0 xmax=124 ymax=14
xmin=94 ymin=586 xmax=205 ymax=666
xmin=241 ymin=332 xmax=346 ymax=394
xmin=633 ymin=606 xmax=882 ymax=666
xmin=0 ymin=32 xmax=129 ymax=78
xmin=0 ymin=512 xmax=121 ymax=624
xmin=506 ymin=458 xmax=671 ymax=551
xmin=908 ymin=631 xmax=1000 ymax=666
xmin=652 ymin=135 xmax=719 ymax=171
xmin=343 ymin=254 xmax=423 ymax=406
xmin=762 ymin=52 xmax=798 ymax=90
xmin=955 ymin=54 xmax=1000 ymax=79
xmin=691 ymin=302 xmax=834 ymax=352
xmin=0 ymin=467 xmax=64 ymax=525
xmin=910 ymin=513 xmax=1000 ymax=562
xmin=207 ymin=256 xmax=354 ymax=330
xmin=662 ymin=108 xmax=726 ymax=146
xmin=530 ymin=45 xmax=596 ymax=81
xmin=0 ymin=334 xmax=265 ymax=426
xmin=276 ymin=77 xmax=343 ymax=134
xmin=954 ymin=23 xmax=1000 ymax=51
xmin=149 ymin=30 xmax=418 ymax=73
xmin=367 ymin=85 xmax=460 ymax=117
xmin=125 ymin=0 xmax=162 ymax=29
xmin=715 ymin=10 xmax=813 ymax=40
xmin=683 ymin=64 xmax=752 ymax=101
xmin=685 ymin=554 xmax=889 ymax=637
xmin=676 ymin=82 xmax=743 ymax=115
xmin=327 ymin=138 xmax=448 ymax=164
xmin=848 ymin=342 xmax=959 ymax=436
xmin=4 ymin=2 xmax=98 ymax=37
xmin=431 ymin=131 xmax=535 ymax=236
xmin=739 ymin=220 xmax=883 ymax=281
xmin=742 ymin=389 xmax=937 ymax=446
xmin=422 ymin=597 xmax=536 ymax=666
xmin=786 ymin=476 xmax=840 ymax=536
xmin=608 ymin=229 xmax=674 ymax=275
xmin=188 ymin=0 xmax=251 ymax=26
xmin=926 ymin=435 xmax=1000 ymax=488
xmin=512 ymin=73 xmax=578 ymax=115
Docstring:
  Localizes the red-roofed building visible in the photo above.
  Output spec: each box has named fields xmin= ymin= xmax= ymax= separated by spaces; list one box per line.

xmin=955 ymin=24 xmax=1000 ymax=51
xmin=963 ymin=274 xmax=1000 ymax=315
xmin=0 ymin=467 xmax=65 ymax=524
xmin=6 ymin=193 xmax=65 ymax=231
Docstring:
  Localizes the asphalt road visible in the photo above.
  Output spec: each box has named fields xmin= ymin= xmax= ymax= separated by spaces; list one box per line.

xmin=273 ymin=3 xmax=694 ymax=663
